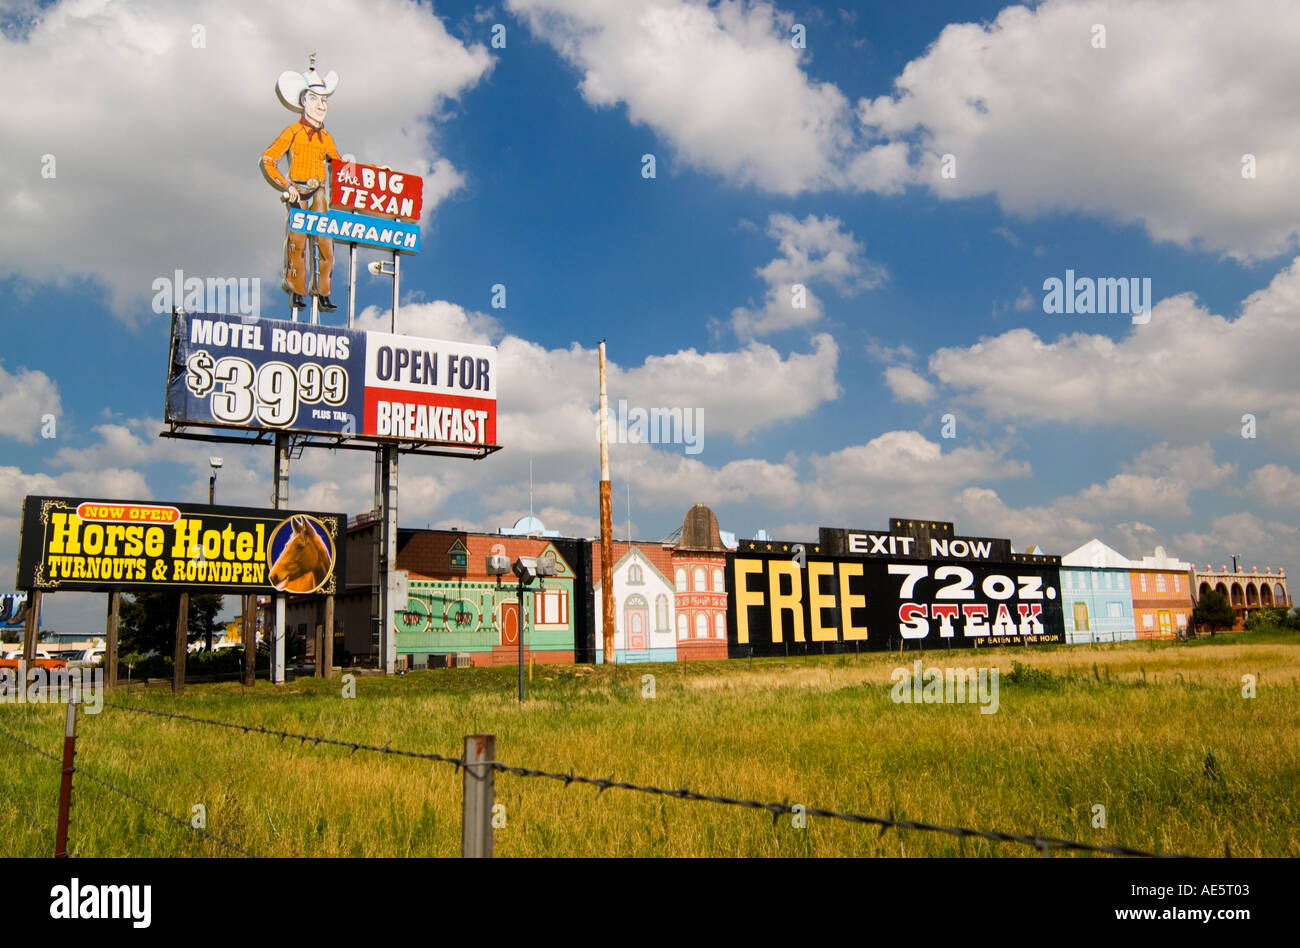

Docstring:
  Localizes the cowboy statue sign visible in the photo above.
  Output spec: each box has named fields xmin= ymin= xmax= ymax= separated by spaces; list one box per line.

xmin=261 ymin=56 xmax=343 ymax=313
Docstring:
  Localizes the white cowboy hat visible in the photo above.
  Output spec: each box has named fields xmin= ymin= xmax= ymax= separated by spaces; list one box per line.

xmin=276 ymin=66 xmax=339 ymax=111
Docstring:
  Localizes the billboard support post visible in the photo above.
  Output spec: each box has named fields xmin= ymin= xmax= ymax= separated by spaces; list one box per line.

xmin=347 ymin=245 xmax=356 ymax=329
xmin=173 ymin=592 xmax=189 ymax=696
xmin=322 ymin=594 xmax=335 ymax=679
xmin=105 ymin=591 xmax=119 ymax=690
xmin=371 ymin=248 xmax=401 ymax=674
xmin=21 ymin=590 xmax=40 ymax=663
xmin=243 ymin=595 xmax=257 ymax=687
xmin=272 ymin=433 xmax=290 ymax=684
xmin=598 ymin=342 xmax=615 ymax=663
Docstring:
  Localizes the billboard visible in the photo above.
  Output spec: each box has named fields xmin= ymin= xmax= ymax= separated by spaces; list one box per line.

xmin=0 ymin=592 xmax=32 ymax=629
xmin=284 ymin=160 xmax=425 ymax=254
xmin=287 ymin=206 xmax=420 ymax=254
xmin=330 ymin=160 xmax=423 ymax=222
xmin=165 ymin=313 xmax=497 ymax=448
xmin=728 ymin=519 xmax=1065 ymax=655
xmin=16 ymin=497 xmax=346 ymax=596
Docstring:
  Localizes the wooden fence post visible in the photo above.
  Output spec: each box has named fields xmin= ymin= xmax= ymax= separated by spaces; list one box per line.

xmin=461 ymin=734 xmax=495 ymax=858
xmin=54 ymin=695 xmax=79 ymax=857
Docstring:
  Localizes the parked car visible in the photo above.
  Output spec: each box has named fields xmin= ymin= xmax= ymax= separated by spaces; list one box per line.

xmin=0 ymin=649 xmax=67 ymax=670
xmin=68 ymin=648 xmax=105 ymax=668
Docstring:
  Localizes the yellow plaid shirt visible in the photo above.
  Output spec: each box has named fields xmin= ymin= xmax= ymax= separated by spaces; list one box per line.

xmin=261 ymin=119 xmax=342 ymax=190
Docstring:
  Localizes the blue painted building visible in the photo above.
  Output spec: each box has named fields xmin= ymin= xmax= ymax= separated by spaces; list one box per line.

xmin=1060 ymin=539 xmax=1138 ymax=643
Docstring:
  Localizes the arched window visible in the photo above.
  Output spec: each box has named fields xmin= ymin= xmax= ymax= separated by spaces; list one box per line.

xmin=1246 ymin=583 xmax=1259 ymax=606
xmin=695 ymin=613 xmax=707 ymax=638
xmin=1275 ymin=583 xmax=1287 ymax=607
xmin=676 ymin=613 xmax=687 ymax=639
xmin=627 ymin=562 xmax=643 ymax=585
xmin=655 ymin=595 xmax=669 ymax=631
xmin=1230 ymin=583 xmax=1244 ymax=606
xmin=693 ymin=567 xmax=706 ymax=591
xmin=674 ymin=568 xmax=686 ymax=592
xmin=715 ymin=613 xmax=726 ymax=638
xmin=712 ymin=568 xmax=724 ymax=592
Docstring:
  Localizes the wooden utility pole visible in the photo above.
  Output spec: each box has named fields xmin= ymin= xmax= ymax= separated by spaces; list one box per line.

xmin=105 ymin=591 xmax=120 ymax=690
xmin=598 ymin=341 xmax=615 ymax=663
xmin=173 ymin=593 xmax=189 ymax=696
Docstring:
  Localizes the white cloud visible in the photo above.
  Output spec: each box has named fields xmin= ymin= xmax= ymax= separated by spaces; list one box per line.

xmin=508 ymin=0 xmax=856 ymax=194
xmin=0 ymin=363 xmax=60 ymax=443
xmin=614 ymin=332 xmax=841 ymax=438
xmin=0 ymin=0 xmax=494 ymax=317
xmin=355 ymin=299 xmax=500 ymax=345
xmin=925 ymin=257 xmax=1300 ymax=443
xmin=729 ymin=213 xmax=886 ymax=336
xmin=856 ymin=0 xmax=1300 ymax=260
xmin=1173 ymin=512 xmax=1299 ymax=573
xmin=805 ymin=430 xmax=1030 ymax=517
xmin=1243 ymin=464 xmax=1300 ymax=505
xmin=618 ymin=447 xmax=797 ymax=510
xmin=883 ymin=365 xmax=935 ymax=404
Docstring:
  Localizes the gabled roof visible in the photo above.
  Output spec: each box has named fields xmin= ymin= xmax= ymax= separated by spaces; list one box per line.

xmin=1061 ymin=538 xmax=1134 ymax=568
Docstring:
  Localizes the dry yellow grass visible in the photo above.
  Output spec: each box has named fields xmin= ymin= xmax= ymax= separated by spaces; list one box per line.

xmin=0 ymin=631 xmax=1296 ymax=857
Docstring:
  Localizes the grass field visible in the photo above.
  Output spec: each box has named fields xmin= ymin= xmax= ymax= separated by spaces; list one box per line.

xmin=2 ymin=629 xmax=1298 ymax=857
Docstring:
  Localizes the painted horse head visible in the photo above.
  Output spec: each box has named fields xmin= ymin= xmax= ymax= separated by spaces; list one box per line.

xmin=269 ymin=516 xmax=331 ymax=593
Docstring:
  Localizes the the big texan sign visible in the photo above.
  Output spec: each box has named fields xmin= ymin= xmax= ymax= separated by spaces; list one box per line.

xmin=166 ymin=313 xmax=498 ymax=448
xmin=16 ymin=496 xmax=345 ymax=596
xmin=727 ymin=518 xmax=1065 ymax=655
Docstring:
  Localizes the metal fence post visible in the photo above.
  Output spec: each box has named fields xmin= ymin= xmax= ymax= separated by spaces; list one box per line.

xmin=55 ymin=694 xmax=79 ymax=858
xmin=461 ymin=734 xmax=495 ymax=858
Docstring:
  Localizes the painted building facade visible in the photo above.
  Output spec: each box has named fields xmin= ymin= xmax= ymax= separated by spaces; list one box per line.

xmin=593 ymin=544 xmax=678 ymax=663
xmin=591 ymin=504 xmax=732 ymax=663
xmin=1060 ymin=540 xmax=1137 ymax=643
xmin=1192 ymin=564 xmax=1290 ymax=629
xmin=299 ymin=519 xmax=594 ymax=668
xmin=1129 ymin=547 xmax=1193 ymax=640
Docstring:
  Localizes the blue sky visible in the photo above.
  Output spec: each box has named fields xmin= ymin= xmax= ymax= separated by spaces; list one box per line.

xmin=3 ymin=0 xmax=1299 ymax=631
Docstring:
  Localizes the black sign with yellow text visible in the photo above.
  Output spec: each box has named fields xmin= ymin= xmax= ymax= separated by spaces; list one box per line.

xmin=16 ymin=496 xmax=345 ymax=596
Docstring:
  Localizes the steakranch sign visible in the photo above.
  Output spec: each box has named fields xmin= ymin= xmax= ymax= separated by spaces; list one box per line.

xmin=16 ymin=497 xmax=345 ymax=595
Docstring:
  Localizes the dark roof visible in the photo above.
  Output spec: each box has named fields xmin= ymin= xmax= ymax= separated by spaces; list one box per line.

xmin=677 ymin=504 xmax=727 ymax=552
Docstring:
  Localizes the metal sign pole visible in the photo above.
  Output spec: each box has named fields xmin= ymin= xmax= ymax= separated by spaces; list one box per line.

xmin=517 ymin=578 xmax=525 ymax=701
xmin=347 ymin=244 xmax=356 ymax=329
xmin=375 ymin=248 xmax=401 ymax=675
xmin=272 ymin=433 xmax=290 ymax=683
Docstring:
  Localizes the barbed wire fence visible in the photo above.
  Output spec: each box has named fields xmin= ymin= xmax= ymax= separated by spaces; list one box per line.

xmin=0 ymin=699 xmax=1200 ymax=859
